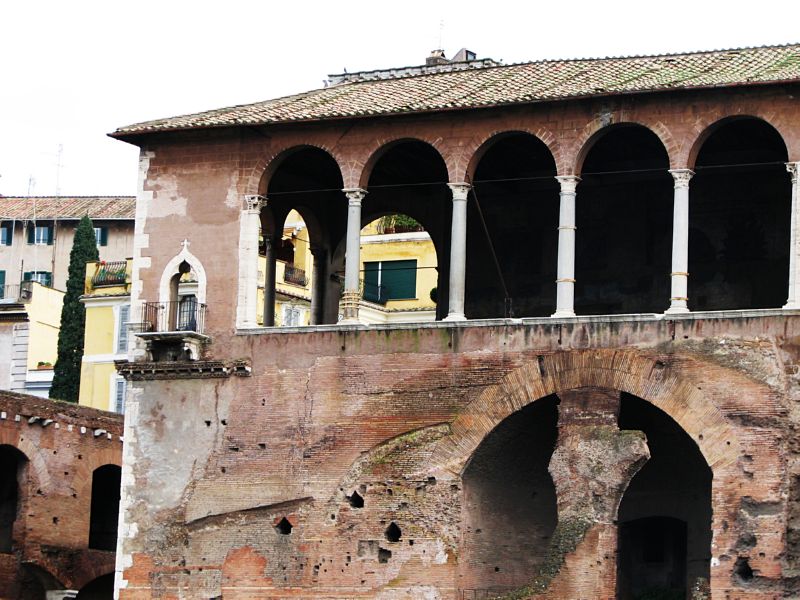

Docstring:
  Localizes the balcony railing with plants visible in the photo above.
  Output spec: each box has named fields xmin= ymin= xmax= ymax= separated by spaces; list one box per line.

xmin=140 ymin=300 xmax=206 ymax=334
xmin=283 ymin=264 xmax=308 ymax=287
xmin=0 ymin=282 xmax=32 ymax=303
xmin=91 ymin=260 xmax=128 ymax=287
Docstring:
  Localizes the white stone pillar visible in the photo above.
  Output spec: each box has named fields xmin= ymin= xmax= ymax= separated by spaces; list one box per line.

xmin=310 ymin=246 xmax=326 ymax=325
xmin=785 ymin=162 xmax=800 ymax=309
xmin=666 ymin=169 xmax=694 ymax=314
xmin=553 ymin=176 xmax=579 ymax=317
xmin=340 ymin=188 xmax=367 ymax=323
xmin=263 ymin=234 xmax=277 ymax=326
xmin=237 ymin=195 xmax=265 ymax=328
xmin=444 ymin=183 xmax=471 ymax=321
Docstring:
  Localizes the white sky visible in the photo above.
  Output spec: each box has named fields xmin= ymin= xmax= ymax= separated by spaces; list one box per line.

xmin=1 ymin=0 xmax=798 ymax=197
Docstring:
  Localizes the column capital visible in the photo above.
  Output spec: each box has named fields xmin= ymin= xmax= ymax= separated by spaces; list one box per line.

xmin=448 ymin=182 xmax=472 ymax=201
xmin=243 ymin=194 xmax=266 ymax=212
xmin=343 ymin=188 xmax=368 ymax=206
xmin=555 ymin=175 xmax=580 ymax=194
xmin=787 ymin=162 xmax=800 ymax=183
xmin=668 ymin=168 xmax=694 ymax=188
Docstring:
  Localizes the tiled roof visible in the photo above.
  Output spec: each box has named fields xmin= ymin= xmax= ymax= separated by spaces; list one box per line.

xmin=0 ymin=197 xmax=136 ymax=220
xmin=113 ymin=43 xmax=800 ymax=136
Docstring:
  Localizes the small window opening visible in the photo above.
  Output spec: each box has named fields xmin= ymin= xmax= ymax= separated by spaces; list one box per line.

xmin=378 ymin=548 xmax=392 ymax=563
xmin=348 ymin=491 xmax=364 ymax=508
xmin=276 ymin=517 xmax=293 ymax=535
xmin=88 ymin=464 xmax=121 ymax=551
xmin=385 ymin=522 xmax=401 ymax=542
xmin=735 ymin=557 xmax=754 ymax=582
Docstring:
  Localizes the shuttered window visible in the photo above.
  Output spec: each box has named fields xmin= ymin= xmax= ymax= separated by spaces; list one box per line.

xmin=114 ymin=379 xmax=126 ymax=414
xmin=94 ymin=227 xmax=109 ymax=247
xmin=23 ymin=271 xmax=52 ymax=288
xmin=363 ymin=260 xmax=417 ymax=302
xmin=0 ymin=223 xmax=12 ymax=246
xmin=117 ymin=305 xmax=130 ymax=353
xmin=27 ymin=224 xmax=53 ymax=245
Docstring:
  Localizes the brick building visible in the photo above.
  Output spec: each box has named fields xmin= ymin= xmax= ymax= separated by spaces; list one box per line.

xmin=111 ymin=44 xmax=800 ymax=598
xmin=0 ymin=391 xmax=123 ymax=599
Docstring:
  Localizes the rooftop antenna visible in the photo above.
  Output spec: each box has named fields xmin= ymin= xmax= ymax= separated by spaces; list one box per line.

xmin=27 ymin=176 xmax=36 ymax=196
xmin=437 ymin=19 xmax=444 ymax=51
xmin=55 ymin=144 xmax=63 ymax=196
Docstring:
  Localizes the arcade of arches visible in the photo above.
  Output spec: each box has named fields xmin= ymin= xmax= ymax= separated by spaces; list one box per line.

xmin=241 ymin=117 xmax=798 ymax=327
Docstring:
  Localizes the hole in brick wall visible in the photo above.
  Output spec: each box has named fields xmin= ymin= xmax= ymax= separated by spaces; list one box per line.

xmin=205 ymin=420 xmax=211 ymax=427
xmin=52 ymin=517 xmax=58 ymax=525
xmin=348 ymin=491 xmax=364 ymax=508
xmin=258 ymin=443 xmax=266 ymax=449
xmin=385 ymin=522 xmax=401 ymax=542
xmin=78 ymin=454 xmax=82 ymax=460
xmin=387 ymin=488 xmax=393 ymax=496
xmin=378 ymin=548 xmax=392 ymax=563
xmin=735 ymin=557 xmax=754 ymax=582
xmin=221 ymin=419 xmax=227 ymax=426
xmin=229 ymin=447 xmax=239 ymax=452
xmin=220 ymin=467 xmax=226 ymax=473
xmin=276 ymin=517 xmax=293 ymax=535
xmin=427 ymin=476 xmax=436 ymax=484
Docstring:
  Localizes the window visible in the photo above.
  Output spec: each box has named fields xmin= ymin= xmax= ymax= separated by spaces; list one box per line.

xmin=113 ymin=378 xmax=126 ymax=414
xmin=27 ymin=224 xmax=52 ymax=246
xmin=88 ymin=465 xmax=121 ymax=550
xmin=0 ymin=223 xmax=12 ymax=246
xmin=281 ymin=304 xmax=304 ymax=327
xmin=363 ymin=260 xmax=417 ymax=303
xmin=117 ymin=305 xmax=130 ymax=353
xmin=94 ymin=226 xmax=108 ymax=247
xmin=23 ymin=271 xmax=52 ymax=288
xmin=0 ymin=271 xmax=5 ymax=299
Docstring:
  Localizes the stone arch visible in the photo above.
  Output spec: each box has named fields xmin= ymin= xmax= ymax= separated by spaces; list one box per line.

xmin=0 ymin=431 xmax=50 ymax=493
xmin=429 ymin=349 xmax=739 ymax=477
xmin=246 ymin=143 xmax=348 ymax=197
xmin=158 ymin=241 xmax=208 ymax=305
xmin=71 ymin=448 xmax=122 ymax=503
xmin=572 ymin=118 xmax=679 ymax=174
xmin=458 ymin=126 xmax=564 ymax=181
xmin=685 ymin=113 xmax=791 ymax=170
xmin=356 ymin=136 xmax=452 ymax=188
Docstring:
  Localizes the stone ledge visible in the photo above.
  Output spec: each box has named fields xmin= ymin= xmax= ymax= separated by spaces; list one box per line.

xmin=115 ymin=359 xmax=251 ymax=381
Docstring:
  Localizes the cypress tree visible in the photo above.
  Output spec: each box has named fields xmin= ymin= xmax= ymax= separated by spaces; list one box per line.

xmin=50 ymin=215 xmax=99 ymax=402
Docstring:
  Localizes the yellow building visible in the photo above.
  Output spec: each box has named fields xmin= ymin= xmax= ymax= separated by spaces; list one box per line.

xmin=78 ymin=259 xmax=131 ymax=413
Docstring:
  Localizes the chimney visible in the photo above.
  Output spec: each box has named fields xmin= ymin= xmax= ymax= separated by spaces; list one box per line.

xmin=426 ymin=49 xmax=449 ymax=66
xmin=451 ymin=48 xmax=477 ymax=62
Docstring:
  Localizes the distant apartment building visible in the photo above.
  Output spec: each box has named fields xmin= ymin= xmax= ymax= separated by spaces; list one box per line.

xmin=0 ymin=196 xmax=135 ymax=291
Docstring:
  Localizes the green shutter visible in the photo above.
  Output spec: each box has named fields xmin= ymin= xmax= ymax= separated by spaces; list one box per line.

xmin=0 ymin=271 xmax=5 ymax=299
xmin=363 ymin=262 xmax=380 ymax=302
xmin=27 ymin=225 xmax=34 ymax=244
xmin=100 ymin=226 xmax=108 ymax=246
xmin=23 ymin=272 xmax=31 ymax=282
xmin=1 ymin=223 xmax=12 ymax=246
xmin=44 ymin=272 xmax=52 ymax=288
xmin=46 ymin=225 xmax=54 ymax=245
xmin=381 ymin=260 xmax=417 ymax=300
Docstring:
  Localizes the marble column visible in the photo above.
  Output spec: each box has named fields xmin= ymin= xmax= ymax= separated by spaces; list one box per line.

xmin=238 ymin=194 xmax=265 ymax=328
xmin=444 ymin=183 xmax=471 ymax=321
xmin=310 ymin=246 xmax=326 ymax=325
xmin=262 ymin=233 xmax=277 ymax=327
xmin=666 ymin=169 xmax=694 ymax=314
xmin=552 ymin=176 xmax=579 ymax=317
xmin=340 ymin=188 xmax=367 ymax=323
xmin=784 ymin=163 xmax=800 ymax=309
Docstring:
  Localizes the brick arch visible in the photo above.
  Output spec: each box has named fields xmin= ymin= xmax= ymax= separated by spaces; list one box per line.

xmin=455 ymin=125 xmax=564 ymax=182
xmin=684 ymin=112 xmax=792 ymax=169
xmin=571 ymin=117 xmax=679 ymax=174
xmin=244 ymin=143 xmax=348 ymax=197
xmin=356 ymin=135 xmax=453 ymax=189
xmin=71 ymin=447 xmax=122 ymax=503
xmin=0 ymin=431 xmax=51 ymax=493
xmin=429 ymin=349 xmax=739 ymax=477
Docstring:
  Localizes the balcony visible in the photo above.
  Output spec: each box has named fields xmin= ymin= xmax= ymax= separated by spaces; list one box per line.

xmin=0 ymin=282 xmax=33 ymax=304
xmin=283 ymin=264 xmax=308 ymax=287
xmin=91 ymin=261 xmax=128 ymax=287
xmin=140 ymin=300 xmax=206 ymax=334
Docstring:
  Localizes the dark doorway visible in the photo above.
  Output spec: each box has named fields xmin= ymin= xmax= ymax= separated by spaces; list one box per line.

xmin=617 ymin=395 xmax=712 ymax=599
xmin=77 ymin=573 xmax=115 ymax=599
xmin=460 ymin=396 xmax=559 ymax=595
xmin=690 ymin=118 xmax=790 ymax=310
xmin=89 ymin=465 xmax=121 ymax=551
xmin=577 ymin=125 xmax=672 ymax=314
xmin=0 ymin=445 xmax=27 ymax=553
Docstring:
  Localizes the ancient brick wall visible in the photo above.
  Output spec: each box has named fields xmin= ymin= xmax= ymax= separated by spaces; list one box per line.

xmin=0 ymin=391 xmax=123 ymax=599
xmin=117 ymin=313 xmax=800 ymax=598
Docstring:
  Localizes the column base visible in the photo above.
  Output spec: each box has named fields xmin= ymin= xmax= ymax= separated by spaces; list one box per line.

xmin=783 ymin=301 xmax=800 ymax=310
xmin=340 ymin=291 xmax=361 ymax=324
xmin=551 ymin=309 xmax=575 ymax=318
xmin=665 ymin=305 xmax=690 ymax=315
xmin=443 ymin=312 xmax=466 ymax=322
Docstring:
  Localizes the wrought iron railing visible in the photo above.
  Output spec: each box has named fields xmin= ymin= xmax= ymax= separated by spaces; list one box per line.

xmin=141 ymin=300 xmax=206 ymax=334
xmin=91 ymin=261 xmax=128 ymax=287
xmin=283 ymin=264 xmax=308 ymax=286
xmin=0 ymin=282 xmax=32 ymax=303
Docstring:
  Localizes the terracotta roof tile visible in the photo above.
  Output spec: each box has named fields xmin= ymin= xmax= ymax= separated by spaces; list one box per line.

xmin=113 ymin=44 xmax=800 ymax=136
xmin=0 ymin=197 xmax=136 ymax=220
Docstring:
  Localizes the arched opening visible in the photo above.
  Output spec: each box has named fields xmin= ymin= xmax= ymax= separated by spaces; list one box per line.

xmin=76 ymin=573 xmax=115 ymax=599
xmin=468 ymin=133 xmax=559 ymax=318
xmin=459 ymin=395 xmax=559 ymax=596
xmin=356 ymin=214 xmax=438 ymax=323
xmin=0 ymin=445 xmax=27 ymax=553
xmin=617 ymin=394 xmax=712 ymax=599
xmin=262 ymin=147 xmax=344 ymax=325
xmin=361 ymin=141 xmax=451 ymax=320
xmin=576 ymin=125 xmax=672 ymax=314
xmin=88 ymin=465 xmax=121 ymax=551
xmin=689 ymin=118 xmax=790 ymax=310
